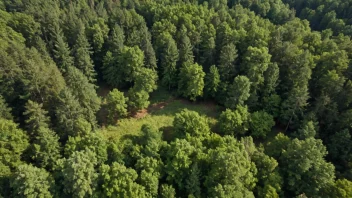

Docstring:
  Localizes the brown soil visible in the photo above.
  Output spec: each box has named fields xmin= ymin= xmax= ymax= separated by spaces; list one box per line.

xmin=133 ymin=109 xmax=148 ymax=119
xmin=132 ymin=98 xmax=175 ymax=119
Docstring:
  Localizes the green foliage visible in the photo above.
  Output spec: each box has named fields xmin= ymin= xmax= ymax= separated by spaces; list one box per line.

xmin=65 ymin=132 xmax=108 ymax=165
xmin=72 ymin=23 xmax=95 ymax=82
xmin=0 ymin=118 xmax=29 ymax=169
xmin=173 ymin=109 xmax=210 ymax=139
xmin=23 ymin=100 xmax=49 ymax=134
xmin=205 ymin=65 xmax=220 ymax=98
xmin=127 ymin=89 xmax=150 ymax=111
xmin=205 ymin=136 xmax=257 ymax=197
xmin=2 ymin=1 xmax=352 ymax=197
xmin=58 ymin=149 xmax=98 ymax=198
xmin=32 ymin=127 xmax=61 ymax=170
xmin=103 ymin=46 xmax=145 ymax=88
xmin=106 ymin=89 xmax=128 ymax=124
xmin=133 ymin=67 xmax=158 ymax=93
xmin=328 ymin=129 xmax=352 ymax=164
xmin=178 ymin=63 xmax=205 ymax=101
xmin=100 ymin=162 xmax=146 ymax=197
xmin=293 ymin=121 xmax=317 ymax=139
xmin=52 ymin=26 xmax=74 ymax=72
xmin=225 ymin=75 xmax=251 ymax=109
xmin=280 ymin=138 xmax=335 ymax=197
xmin=249 ymin=111 xmax=275 ymax=138
xmin=218 ymin=106 xmax=250 ymax=136
xmin=10 ymin=164 xmax=54 ymax=198
xmin=0 ymin=95 xmax=12 ymax=120
xmin=65 ymin=66 xmax=101 ymax=126
xmin=160 ymin=34 xmax=179 ymax=90
xmin=242 ymin=46 xmax=271 ymax=89
xmin=160 ymin=184 xmax=176 ymax=198
xmin=331 ymin=179 xmax=352 ymax=198
xmin=218 ymin=43 xmax=238 ymax=81
xmin=165 ymin=138 xmax=197 ymax=191
xmin=55 ymin=89 xmax=87 ymax=139
xmin=178 ymin=28 xmax=194 ymax=66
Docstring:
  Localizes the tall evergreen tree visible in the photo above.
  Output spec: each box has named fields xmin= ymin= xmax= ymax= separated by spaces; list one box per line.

xmin=225 ymin=75 xmax=251 ymax=109
xmin=161 ymin=35 xmax=179 ymax=90
xmin=218 ymin=43 xmax=238 ymax=82
xmin=52 ymin=25 xmax=74 ymax=72
xmin=72 ymin=21 xmax=96 ymax=82
xmin=23 ymin=100 xmax=49 ymax=134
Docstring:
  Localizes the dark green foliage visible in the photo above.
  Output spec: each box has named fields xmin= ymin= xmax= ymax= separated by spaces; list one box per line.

xmin=205 ymin=65 xmax=220 ymax=98
xmin=72 ymin=23 xmax=96 ymax=82
xmin=328 ymin=129 xmax=352 ymax=164
xmin=160 ymin=34 xmax=179 ymax=90
xmin=0 ymin=95 xmax=12 ymax=120
xmin=65 ymin=66 xmax=101 ymax=127
xmin=205 ymin=136 xmax=257 ymax=197
xmin=225 ymin=75 xmax=251 ymax=109
xmin=23 ymin=100 xmax=49 ymax=134
xmin=218 ymin=43 xmax=238 ymax=81
xmin=55 ymin=89 xmax=87 ymax=139
xmin=52 ymin=26 xmax=74 ymax=72
xmin=1 ymin=1 xmax=352 ymax=197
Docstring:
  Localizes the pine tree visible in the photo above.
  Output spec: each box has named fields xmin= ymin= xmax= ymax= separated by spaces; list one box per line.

xmin=72 ymin=21 xmax=96 ymax=82
xmin=23 ymin=100 xmax=50 ymax=134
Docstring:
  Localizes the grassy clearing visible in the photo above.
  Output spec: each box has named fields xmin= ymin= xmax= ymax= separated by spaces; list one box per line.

xmin=100 ymin=87 xmax=222 ymax=141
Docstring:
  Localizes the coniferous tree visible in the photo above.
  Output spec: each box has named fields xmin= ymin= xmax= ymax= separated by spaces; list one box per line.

xmin=218 ymin=43 xmax=238 ymax=82
xmin=52 ymin=25 xmax=74 ymax=72
xmin=72 ymin=21 xmax=96 ymax=82
xmin=225 ymin=75 xmax=251 ymax=109
xmin=32 ymin=127 xmax=61 ymax=170
xmin=0 ymin=95 xmax=12 ymax=120
xmin=23 ymin=100 xmax=49 ymax=134
xmin=161 ymin=35 xmax=179 ymax=90
xmin=205 ymin=65 xmax=221 ymax=98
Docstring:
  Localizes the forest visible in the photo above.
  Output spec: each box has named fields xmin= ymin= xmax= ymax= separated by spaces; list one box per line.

xmin=0 ymin=0 xmax=352 ymax=197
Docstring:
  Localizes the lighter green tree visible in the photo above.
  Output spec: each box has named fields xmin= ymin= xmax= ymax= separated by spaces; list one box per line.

xmin=11 ymin=164 xmax=54 ymax=198
xmin=178 ymin=63 xmax=205 ymax=101
xmin=106 ymin=89 xmax=128 ymax=124
xmin=59 ymin=149 xmax=98 ymax=198
xmin=100 ymin=162 xmax=146 ymax=197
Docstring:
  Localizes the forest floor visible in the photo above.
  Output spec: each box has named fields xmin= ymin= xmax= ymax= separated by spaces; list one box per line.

xmin=100 ymin=87 xmax=223 ymax=141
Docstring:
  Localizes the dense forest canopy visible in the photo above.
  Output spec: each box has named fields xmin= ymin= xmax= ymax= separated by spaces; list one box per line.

xmin=0 ymin=0 xmax=352 ymax=197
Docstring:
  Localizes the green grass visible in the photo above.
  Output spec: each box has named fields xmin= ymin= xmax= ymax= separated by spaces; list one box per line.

xmin=101 ymin=87 xmax=222 ymax=141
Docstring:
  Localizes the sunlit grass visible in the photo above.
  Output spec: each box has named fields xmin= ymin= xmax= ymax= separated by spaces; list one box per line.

xmin=100 ymin=87 xmax=222 ymax=141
